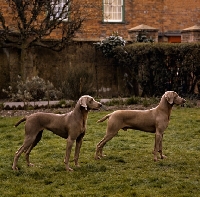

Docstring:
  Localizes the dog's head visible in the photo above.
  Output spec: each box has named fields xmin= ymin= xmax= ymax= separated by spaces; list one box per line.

xmin=79 ymin=95 xmax=102 ymax=110
xmin=164 ymin=91 xmax=186 ymax=105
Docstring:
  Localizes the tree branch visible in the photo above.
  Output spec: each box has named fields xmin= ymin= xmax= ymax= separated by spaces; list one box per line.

xmin=0 ymin=0 xmax=100 ymax=49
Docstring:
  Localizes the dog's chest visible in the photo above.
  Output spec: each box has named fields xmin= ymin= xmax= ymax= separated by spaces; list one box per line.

xmin=81 ymin=118 xmax=87 ymax=133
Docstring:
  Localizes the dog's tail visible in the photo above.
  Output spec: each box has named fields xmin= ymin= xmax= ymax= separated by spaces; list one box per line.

xmin=14 ymin=117 xmax=27 ymax=127
xmin=97 ymin=114 xmax=111 ymax=123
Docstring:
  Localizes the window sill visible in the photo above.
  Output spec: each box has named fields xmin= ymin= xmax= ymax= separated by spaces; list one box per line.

xmin=101 ymin=21 xmax=125 ymax=24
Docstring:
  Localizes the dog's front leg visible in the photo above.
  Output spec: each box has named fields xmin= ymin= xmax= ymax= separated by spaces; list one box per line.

xmin=158 ymin=134 xmax=167 ymax=160
xmin=64 ymin=137 xmax=75 ymax=171
xmin=74 ymin=133 xmax=85 ymax=167
xmin=153 ymin=132 xmax=162 ymax=161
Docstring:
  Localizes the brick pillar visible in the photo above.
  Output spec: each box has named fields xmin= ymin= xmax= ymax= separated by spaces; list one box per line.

xmin=128 ymin=24 xmax=158 ymax=42
xmin=181 ymin=25 xmax=200 ymax=43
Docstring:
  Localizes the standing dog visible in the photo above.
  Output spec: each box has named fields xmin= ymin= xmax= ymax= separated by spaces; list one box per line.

xmin=95 ymin=91 xmax=186 ymax=162
xmin=13 ymin=95 xmax=102 ymax=171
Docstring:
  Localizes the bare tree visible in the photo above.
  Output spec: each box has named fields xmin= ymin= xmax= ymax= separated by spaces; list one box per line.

xmin=0 ymin=0 xmax=99 ymax=80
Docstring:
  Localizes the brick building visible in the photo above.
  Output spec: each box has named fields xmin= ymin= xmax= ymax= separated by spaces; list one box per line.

xmin=1 ymin=0 xmax=200 ymax=43
xmin=74 ymin=0 xmax=200 ymax=43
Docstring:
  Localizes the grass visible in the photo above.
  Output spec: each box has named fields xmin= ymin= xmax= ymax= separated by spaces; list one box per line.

xmin=0 ymin=107 xmax=200 ymax=196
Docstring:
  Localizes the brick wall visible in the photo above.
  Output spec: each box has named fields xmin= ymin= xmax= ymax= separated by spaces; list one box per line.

xmin=1 ymin=0 xmax=200 ymax=40
xmin=75 ymin=0 xmax=200 ymax=40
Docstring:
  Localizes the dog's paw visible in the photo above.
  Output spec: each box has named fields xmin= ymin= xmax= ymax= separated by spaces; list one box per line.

xmin=161 ymin=155 xmax=167 ymax=159
xmin=75 ymin=164 xmax=81 ymax=168
xmin=27 ymin=163 xmax=34 ymax=167
xmin=94 ymin=156 xmax=100 ymax=160
xmin=153 ymin=156 xmax=158 ymax=162
xmin=12 ymin=166 xmax=19 ymax=171
xmin=95 ymin=155 xmax=103 ymax=160
xmin=66 ymin=167 xmax=74 ymax=171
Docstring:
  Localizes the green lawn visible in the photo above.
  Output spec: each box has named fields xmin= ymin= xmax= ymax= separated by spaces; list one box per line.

xmin=0 ymin=107 xmax=200 ymax=197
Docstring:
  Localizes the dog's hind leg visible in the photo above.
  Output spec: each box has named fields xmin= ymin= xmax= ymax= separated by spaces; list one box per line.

xmin=12 ymin=135 xmax=38 ymax=170
xmin=95 ymin=132 xmax=117 ymax=159
xmin=95 ymin=138 xmax=105 ymax=159
xmin=12 ymin=145 xmax=25 ymax=170
xmin=25 ymin=131 xmax=43 ymax=167
xmin=12 ymin=143 xmax=31 ymax=170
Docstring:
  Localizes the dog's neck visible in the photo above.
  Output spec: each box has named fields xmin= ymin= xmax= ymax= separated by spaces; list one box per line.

xmin=73 ymin=104 xmax=89 ymax=129
xmin=158 ymin=95 xmax=173 ymax=119
xmin=80 ymin=107 xmax=88 ymax=130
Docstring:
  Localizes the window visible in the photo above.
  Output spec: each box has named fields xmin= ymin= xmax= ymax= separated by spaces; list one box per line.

xmin=51 ymin=0 xmax=68 ymax=21
xmin=103 ymin=0 xmax=124 ymax=22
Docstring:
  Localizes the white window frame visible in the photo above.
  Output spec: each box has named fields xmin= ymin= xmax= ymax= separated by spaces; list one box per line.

xmin=52 ymin=0 xmax=68 ymax=21
xmin=103 ymin=0 xmax=124 ymax=22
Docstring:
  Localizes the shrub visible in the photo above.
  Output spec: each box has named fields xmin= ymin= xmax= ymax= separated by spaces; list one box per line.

xmin=61 ymin=64 xmax=94 ymax=100
xmin=3 ymin=76 xmax=62 ymax=102
xmin=136 ymin=30 xmax=154 ymax=43
xmin=93 ymin=32 xmax=126 ymax=57
xmin=106 ymin=98 xmax=124 ymax=106
xmin=114 ymin=43 xmax=200 ymax=96
xmin=125 ymin=96 xmax=141 ymax=105
xmin=0 ymin=102 xmax=3 ymax=110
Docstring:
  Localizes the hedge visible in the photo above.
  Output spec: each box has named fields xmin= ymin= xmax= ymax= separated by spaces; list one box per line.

xmin=114 ymin=43 xmax=200 ymax=97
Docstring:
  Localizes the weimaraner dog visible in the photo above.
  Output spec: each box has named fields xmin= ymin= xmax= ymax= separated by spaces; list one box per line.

xmin=12 ymin=95 xmax=102 ymax=171
xmin=95 ymin=91 xmax=186 ymax=162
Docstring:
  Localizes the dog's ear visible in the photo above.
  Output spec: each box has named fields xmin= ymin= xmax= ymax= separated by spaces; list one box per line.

xmin=164 ymin=91 xmax=174 ymax=104
xmin=80 ymin=96 xmax=88 ymax=110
